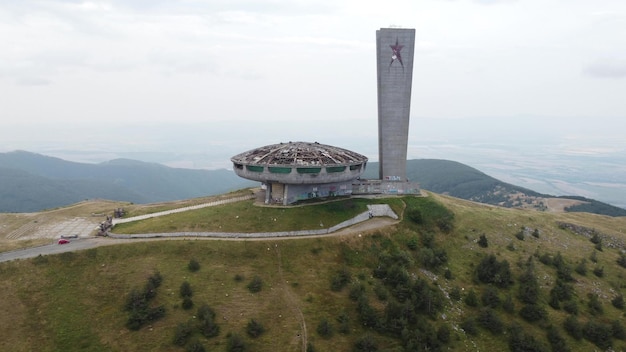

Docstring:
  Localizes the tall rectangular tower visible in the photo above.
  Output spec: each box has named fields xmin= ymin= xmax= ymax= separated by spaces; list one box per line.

xmin=376 ymin=28 xmax=415 ymax=182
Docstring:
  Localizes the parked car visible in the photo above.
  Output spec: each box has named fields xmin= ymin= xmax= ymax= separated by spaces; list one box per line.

xmin=57 ymin=238 xmax=70 ymax=245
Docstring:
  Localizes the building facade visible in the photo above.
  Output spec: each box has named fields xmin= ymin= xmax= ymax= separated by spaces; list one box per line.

xmin=376 ymin=28 xmax=415 ymax=182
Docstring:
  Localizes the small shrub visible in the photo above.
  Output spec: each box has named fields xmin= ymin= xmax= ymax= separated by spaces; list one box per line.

xmin=306 ymin=342 xmax=316 ymax=352
xmin=562 ymin=300 xmax=578 ymax=315
xmin=180 ymin=281 xmax=193 ymax=298
xmin=460 ymin=317 xmax=478 ymax=336
xmin=592 ymin=266 xmax=604 ymax=278
xmin=187 ymin=258 xmax=200 ymax=272
xmin=234 ymin=274 xmax=244 ymax=282
xmin=588 ymin=293 xmax=603 ymax=315
xmin=481 ymin=285 xmax=500 ymax=308
xmin=515 ymin=231 xmax=525 ymax=241
xmin=449 ymin=286 xmax=462 ymax=301
xmin=464 ymin=289 xmax=478 ymax=307
xmin=532 ymin=229 xmax=540 ymax=238
xmin=590 ymin=251 xmax=598 ymax=263
xmin=519 ymin=304 xmax=547 ymax=322
xmin=563 ymin=316 xmax=582 ymax=340
xmin=317 ymin=318 xmax=333 ymax=339
xmin=226 ymin=333 xmax=247 ymax=352
xmin=444 ymin=268 xmax=453 ymax=280
xmin=612 ymin=319 xmax=626 ymax=340
xmin=503 ymin=294 xmax=515 ymax=314
xmin=574 ymin=260 xmax=587 ymax=276
xmin=247 ymin=275 xmax=263 ymax=293
xmin=337 ymin=310 xmax=351 ymax=334
xmin=407 ymin=236 xmax=419 ymax=250
xmin=478 ymin=234 xmax=488 ymax=248
xmin=330 ymin=268 xmax=351 ymax=292
xmin=477 ymin=308 xmax=503 ymax=334
xmin=546 ymin=325 xmax=569 ymax=352
xmin=246 ymin=319 xmax=265 ymax=338
xmin=611 ymin=294 xmax=624 ymax=309
xmin=583 ymin=320 xmax=613 ymax=350
xmin=617 ymin=253 xmax=626 ymax=268
xmin=349 ymin=282 xmax=366 ymax=301
xmin=353 ymin=334 xmax=378 ymax=352
xmin=437 ymin=325 xmax=451 ymax=343
xmin=182 ymin=297 xmax=194 ymax=310
xmin=186 ymin=339 xmax=206 ymax=352
xmin=173 ymin=321 xmax=193 ymax=346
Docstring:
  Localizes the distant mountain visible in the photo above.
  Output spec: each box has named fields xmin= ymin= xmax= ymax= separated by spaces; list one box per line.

xmin=363 ymin=159 xmax=626 ymax=217
xmin=1 ymin=151 xmax=624 ymax=216
xmin=0 ymin=151 xmax=254 ymax=212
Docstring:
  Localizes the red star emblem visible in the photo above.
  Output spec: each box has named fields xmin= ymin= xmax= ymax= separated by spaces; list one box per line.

xmin=389 ymin=38 xmax=404 ymax=68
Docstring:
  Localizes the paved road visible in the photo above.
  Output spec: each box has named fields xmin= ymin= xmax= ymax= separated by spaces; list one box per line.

xmin=0 ymin=204 xmax=399 ymax=263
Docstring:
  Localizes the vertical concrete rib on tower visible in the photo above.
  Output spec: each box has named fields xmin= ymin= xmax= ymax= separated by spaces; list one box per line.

xmin=376 ymin=28 xmax=415 ymax=182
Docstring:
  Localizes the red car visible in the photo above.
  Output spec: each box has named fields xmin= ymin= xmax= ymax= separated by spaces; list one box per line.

xmin=57 ymin=238 xmax=70 ymax=245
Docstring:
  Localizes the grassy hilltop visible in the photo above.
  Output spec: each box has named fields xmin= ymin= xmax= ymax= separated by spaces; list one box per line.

xmin=1 ymin=192 xmax=626 ymax=352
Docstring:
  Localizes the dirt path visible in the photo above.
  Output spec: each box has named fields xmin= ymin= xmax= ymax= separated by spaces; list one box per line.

xmin=275 ymin=244 xmax=308 ymax=352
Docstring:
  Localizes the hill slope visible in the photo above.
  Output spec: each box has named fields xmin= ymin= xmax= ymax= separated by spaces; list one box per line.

xmin=0 ymin=194 xmax=625 ymax=351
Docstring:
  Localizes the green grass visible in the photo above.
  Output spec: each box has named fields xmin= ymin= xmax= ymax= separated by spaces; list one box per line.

xmin=1 ymin=193 xmax=626 ymax=351
xmin=114 ymin=197 xmax=403 ymax=234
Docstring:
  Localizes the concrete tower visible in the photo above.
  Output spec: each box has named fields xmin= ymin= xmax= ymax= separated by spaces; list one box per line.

xmin=376 ymin=28 xmax=415 ymax=182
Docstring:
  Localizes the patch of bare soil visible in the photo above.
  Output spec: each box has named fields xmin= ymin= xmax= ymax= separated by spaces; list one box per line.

xmin=543 ymin=197 xmax=587 ymax=212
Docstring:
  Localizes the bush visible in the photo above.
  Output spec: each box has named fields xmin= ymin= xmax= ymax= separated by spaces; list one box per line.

xmin=583 ymin=320 xmax=613 ymax=350
xmin=476 ymin=254 xmax=513 ymax=288
xmin=407 ymin=236 xmax=419 ymax=250
xmin=306 ymin=342 xmax=316 ymax=352
xmin=182 ymin=297 xmax=194 ymax=310
xmin=330 ymin=268 xmax=351 ymax=292
xmin=186 ymin=339 xmax=206 ymax=352
xmin=562 ymin=300 xmax=578 ymax=315
xmin=460 ymin=317 xmax=478 ymax=336
xmin=247 ymin=275 xmax=263 ymax=293
xmin=612 ymin=320 xmax=626 ymax=340
xmin=180 ymin=281 xmax=193 ymax=298
xmin=449 ymin=286 xmax=462 ymax=301
xmin=173 ymin=321 xmax=193 ymax=347
xmin=349 ymin=282 xmax=366 ymax=301
xmin=593 ymin=266 xmax=604 ymax=277
xmin=317 ymin=318 xmax=334 ymax=339
xmin=588 ymin=293 xmax=603 ymax=315
xmin=574 ymin=260 xmax=587 ymax=276
xmin=546 ymin=325 xmax=569 ymax=352
xmin=477 ymin=308 xmax=503 ymax=334
xmin=563 ymin=316 xmax=582 ymax=340
xmin=353 ymin=334 xmax=378 ymax=352
xmin=187 ymin=258 xmax=200 ymax=272
xmin=481 ymin=285 xmax=500 ymax=308
xmin=226 ymin=333 xmax=247 ymax=352
xmin=246 ymin=319 xmax=265 ymax=338
xmin=478 ymin=234 xmax=488 ymax=248
xmin=508 ymin=324 xmax=548 ymax=352
xmin=517 ymin=268 xmax=540 ymax=304
xmin=464 ymin=289 xmax=478 ymax=307
xmin=519 ymin=304 xmax=547 ymax=322
xmin=503 ymin=294 xmax=515 ymax=314
xmin=197 ymin=304 xmax=219 ymax=338
xmin=611 ymin=294 xmax=624 ymax=309
xmin=617 ymin=253 xmax=626 ymax=268
xmin=337 ymin=310 xmax=350 ymax=334
xmin=437 ymin=325 xmax=451 ymax=343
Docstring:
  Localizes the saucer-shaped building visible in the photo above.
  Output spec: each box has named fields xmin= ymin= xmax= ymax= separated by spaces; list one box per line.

xmin=231 ymin=141 xmax=368 ymax=204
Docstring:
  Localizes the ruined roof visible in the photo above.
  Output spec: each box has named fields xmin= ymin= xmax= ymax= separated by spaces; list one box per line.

xmin=231 ymin=141 xmax=368 ymax=166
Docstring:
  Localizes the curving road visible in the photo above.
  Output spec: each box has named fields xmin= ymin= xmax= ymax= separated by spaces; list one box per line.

xmin=0 ymin=205 xmax=399 ymax=263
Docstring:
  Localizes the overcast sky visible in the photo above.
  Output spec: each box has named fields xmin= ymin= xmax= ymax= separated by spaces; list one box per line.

xmin=1 ymin=0 xmax=625 ymax=155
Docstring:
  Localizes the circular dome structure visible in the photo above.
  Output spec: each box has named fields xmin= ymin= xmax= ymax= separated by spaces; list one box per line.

xmin=231 ymin=141 xmax=368 ymax=185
